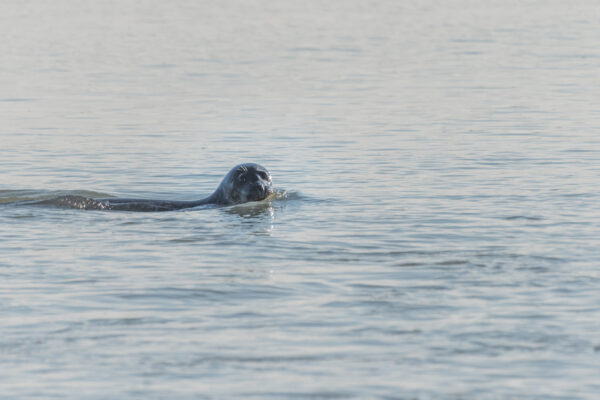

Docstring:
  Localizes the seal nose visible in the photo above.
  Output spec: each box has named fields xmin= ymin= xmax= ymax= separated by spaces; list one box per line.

xmin=256 ymin=181 xmax=271 ymax=197
xmin=258 ymin=181 xmax=267 ymax=194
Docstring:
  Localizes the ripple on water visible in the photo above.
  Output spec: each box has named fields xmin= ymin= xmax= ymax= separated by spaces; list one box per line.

xmin=113 ymin=284 xmax=293 ymax=305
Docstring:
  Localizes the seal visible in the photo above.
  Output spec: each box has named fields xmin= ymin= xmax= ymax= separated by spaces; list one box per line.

xmin=96 ymin=163 xmax=273 ymax=212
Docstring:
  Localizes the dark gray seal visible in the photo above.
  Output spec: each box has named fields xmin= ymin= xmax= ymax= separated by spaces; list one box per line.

xmin=94 ymin=163 xmax=273 ymax=212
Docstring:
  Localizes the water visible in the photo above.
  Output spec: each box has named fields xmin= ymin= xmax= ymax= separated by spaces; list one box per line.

xmin=1 ymin=0 xmax=599 ymax=398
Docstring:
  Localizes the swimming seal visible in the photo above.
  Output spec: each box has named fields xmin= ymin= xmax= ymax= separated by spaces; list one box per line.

xmin=95 ymin=163 xmax=273 ymax=212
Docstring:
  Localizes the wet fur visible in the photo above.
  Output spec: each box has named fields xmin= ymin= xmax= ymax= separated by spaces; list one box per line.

xmin=99 ymin=163 xmax=273 ymax=212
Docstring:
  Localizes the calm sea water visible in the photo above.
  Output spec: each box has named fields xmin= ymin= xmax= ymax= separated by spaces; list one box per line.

xmin=1 ymin=1 xmax=599 ymax=399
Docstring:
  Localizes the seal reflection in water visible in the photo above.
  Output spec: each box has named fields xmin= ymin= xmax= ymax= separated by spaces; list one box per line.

xmin=98 ymin=163 xmax=273 ymax=212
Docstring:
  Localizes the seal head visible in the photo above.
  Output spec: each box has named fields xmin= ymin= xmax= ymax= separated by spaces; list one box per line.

xmin=209 ymin=163 xmax=273 ymax=205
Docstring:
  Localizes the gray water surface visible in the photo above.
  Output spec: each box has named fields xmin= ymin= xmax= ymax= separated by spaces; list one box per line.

xmin=1 ymin=1 xmax=600 ymax=399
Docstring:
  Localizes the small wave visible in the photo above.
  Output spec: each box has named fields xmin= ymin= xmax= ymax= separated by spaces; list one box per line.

xmin=504 ymin=215 xmax=543 ymax=221
xmin=0 ymin=189 xmax=112 ymax=204
xmin=32 ymin=195 xmax=111 ymax=210
xmin=271 ymin=189 xmax=327 ymax=203
xmin=268 ymin=188 xmax=300 ymax=201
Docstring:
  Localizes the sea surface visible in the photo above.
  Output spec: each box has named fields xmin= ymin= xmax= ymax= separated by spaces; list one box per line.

xmin=1 ymin=1 xmax=599 ymax=399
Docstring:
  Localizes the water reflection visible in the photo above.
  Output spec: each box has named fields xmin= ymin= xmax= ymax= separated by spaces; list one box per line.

xmin=227 ymin=202 xmax=274 ymax=219
xmin=226 ymin=201 xmax=275 ymax=236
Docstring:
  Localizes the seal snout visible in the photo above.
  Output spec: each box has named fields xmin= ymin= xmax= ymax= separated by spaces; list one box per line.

xmin=249 ymin=180 xmax=272 ymax=201
xmin=257 ymin=180 xmax=271 ymax=194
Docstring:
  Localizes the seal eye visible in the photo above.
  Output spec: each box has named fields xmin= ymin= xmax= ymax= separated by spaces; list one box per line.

xmin=258 ymin=171 xmax=269 ymax=181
